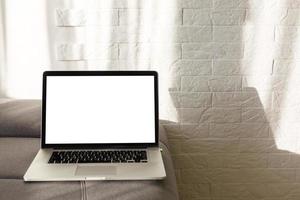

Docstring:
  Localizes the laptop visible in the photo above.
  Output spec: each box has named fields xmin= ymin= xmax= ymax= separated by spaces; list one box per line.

xmin=24 ymin=71 xmax=166 ymax=181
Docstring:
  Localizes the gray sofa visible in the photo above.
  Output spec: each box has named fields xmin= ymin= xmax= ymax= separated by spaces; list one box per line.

xmin=0 ymin=99 xmax=178 ymax=200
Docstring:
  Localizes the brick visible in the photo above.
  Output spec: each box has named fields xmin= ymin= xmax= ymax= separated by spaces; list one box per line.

xmin=213 ymin=26 xmax=243 ymax=42
xmin=207 ymin=153 xmax=268 ymax=168
xmin=213 ymin=59 xmax=273 ymax=75
xmin=266 ymin=183 xmax=300 ymax=198
xmin=183 ymin=9 xmax=211 ymax=25
xmin=181 ymin=76 xmax=210 ymax=92
xmin=273 ymin=59 xmax=300 ymax=74
xmin=213 ymin=60 xmax=242 ymax=75
xmin=173 ymin=154 xmax=208 ymax=169
xmin=182 ymin=43 xmax=244 ymax=59
xmin=239 ymin=139 xmax=282 ymax=153
xmin=212 ymin=92 xmax=265 ymax=107
xmin=178 ymin=184 xmax=211 ymax=200
xmin=213 ymin=0 xmax=276 ymax=9
xmin=56 ymin=43 xmax=118 ymax=60
xmin=176 ymin=26 xmax=212 ymax=42
xmin=214 ymin=0 xmax=247 ymax=8
xmin=216 ymin=43 xmax=245 ymax=59
xmin=117 ymin=26 xmax=206 ymax=43
xmin=212 ymin=92 xmax=243 ymax=107
xmin=181 ymin=0 xmax=212 ymax=8
xmin=119 ymin=9 xmax=182 ymax=26
xmin=182 ymin=43 xmax=214 ymax=59
xmin=215 ymin=169 xmax=296 ymax=183
xmin=181 ymin=139 xmax=240 ymax=153
xmin=268 ymin=153 xmax=293 ymax=168
xmin=170 ymin=92 xmax=212 ymax=108
xmin=181 ymin=76 xmax=242 ymax=92
xmin=295 ymin=170 xmax=300 ymax=182
xmin=211 ymin=183 xmax=267 ymax=198
xmin=212 ymin=183 xmax=300 ymax=198
xmin=118 ymin=43 xmax=181 ymax=65
xmin=179 ymin=108 xmax=211 ymax=123
xmin=212 ymin=9 xmax=246 ymax=25
xmin=242 ymin=108 xmax=269 ymax=122
xmin=167 ymin=77 xmax=181 ymax=92
xmin=181 ymin=169 xmax=296 ymax=183
xmin=168 ymin=139 xmax=182 ymax=154
xmin=280 ymin=9 xmax=300 ymax=25
xmin=209 ymin=123 xmax=269 ymax=138
xmin=210 ymin=107 xmax=241 ymax=123
xmin=164 ymin=123 xmax=209 ymax=139
xmin=55 ymin=9 xmax=118 ymax=26
xmin=171 ymin=60 xmax=212 ymax=76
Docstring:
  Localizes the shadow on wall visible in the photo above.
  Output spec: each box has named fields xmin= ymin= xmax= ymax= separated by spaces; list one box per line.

xmin=163 ymin=86 xmax=300 ymax=199
xmin=157 ymin=0 xmax=300 ymax=199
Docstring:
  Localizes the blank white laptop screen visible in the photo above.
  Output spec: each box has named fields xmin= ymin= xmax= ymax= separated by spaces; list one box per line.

xmin=45 ymin=76 xmax=155 ymax=144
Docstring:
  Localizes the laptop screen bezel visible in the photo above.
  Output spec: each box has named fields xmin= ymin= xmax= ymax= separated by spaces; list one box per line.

xmin=41 ymin=71 xmax=159 ymax=149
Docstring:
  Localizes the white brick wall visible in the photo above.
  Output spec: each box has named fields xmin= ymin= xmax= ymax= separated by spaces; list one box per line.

xmin=52 ymin=0 xmax=300 ymax=199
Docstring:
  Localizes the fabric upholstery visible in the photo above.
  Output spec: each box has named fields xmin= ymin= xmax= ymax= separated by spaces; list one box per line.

xmin=0 ymin=99 xmax=179 ymax=200
xmin=0 ymin=100 xmax=41 ymax=138
xmin=0 ymin=179 xmax=81 ymax=200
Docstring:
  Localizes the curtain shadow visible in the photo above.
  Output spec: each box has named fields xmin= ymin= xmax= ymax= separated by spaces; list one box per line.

xmin=166 ymin=86 xmax=300 ymax=199
xmin=164 ymin=0 xmax=300 ymax=199
xmin=45 ymin=0 xmax=56 ymax=71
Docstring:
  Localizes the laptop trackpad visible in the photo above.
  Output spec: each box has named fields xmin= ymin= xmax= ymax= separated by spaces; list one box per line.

xmin=75 ymin=166 xmax=117 ymax=176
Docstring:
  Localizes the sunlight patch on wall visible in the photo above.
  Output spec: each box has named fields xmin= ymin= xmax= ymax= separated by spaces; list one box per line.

xmin=150 ymin=0 xmax=179 ymax=123
xmin=272 ymin=13 xmax=300 ymax=153
xmin=242 ymin=0 xmax=280 ymax=109
xmin=3 ymin=0 xmax=50 ymax=99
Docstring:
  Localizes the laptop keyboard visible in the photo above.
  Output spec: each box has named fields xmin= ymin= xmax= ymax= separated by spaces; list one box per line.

xmin=48 ymin=150 xmax=148 ymax=164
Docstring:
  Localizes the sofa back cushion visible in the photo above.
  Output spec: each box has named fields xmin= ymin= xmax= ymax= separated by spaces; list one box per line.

xmin=0 ymin=100 xmax=41 ymax=138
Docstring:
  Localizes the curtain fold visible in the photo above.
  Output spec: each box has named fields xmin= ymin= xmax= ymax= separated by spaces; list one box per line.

xmin=0 ymin=0 xmax=6 ymax=96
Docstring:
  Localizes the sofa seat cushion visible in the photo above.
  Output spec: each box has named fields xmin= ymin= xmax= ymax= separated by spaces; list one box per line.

xmin=0 ymin=138 xmax=40 ymax=178
xmin=0 ymin=179 xmax=81 ymax=200
xmin=0 ymin=138 xmax=178 ymax=200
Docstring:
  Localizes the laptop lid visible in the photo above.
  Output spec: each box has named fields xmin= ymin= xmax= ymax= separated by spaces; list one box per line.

xmin=41 ymin=71 xmax=159 ymax=149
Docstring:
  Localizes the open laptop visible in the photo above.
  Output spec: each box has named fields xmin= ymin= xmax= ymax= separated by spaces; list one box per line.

xmin=24 ymin=71 xmax=166 ymax=181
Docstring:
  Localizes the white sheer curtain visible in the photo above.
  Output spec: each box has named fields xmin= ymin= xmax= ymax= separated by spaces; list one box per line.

xmin=0 ymin=0 xmax=6 ymax=96
xmin=0 ymin=0 xmax=52 ymax=98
